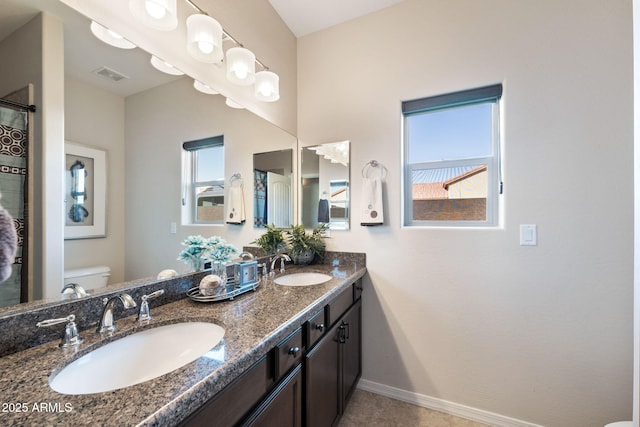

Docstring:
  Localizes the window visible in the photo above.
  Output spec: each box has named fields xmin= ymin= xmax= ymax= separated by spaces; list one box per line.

xmin=402 ymin=84 xmax=502 ymax=226
xmin=182 ymin=136 xmax=224 ymax=224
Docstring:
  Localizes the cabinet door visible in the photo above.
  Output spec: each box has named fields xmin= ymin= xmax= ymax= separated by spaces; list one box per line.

xmin=178 ymin=355 xmax=272 ymax=427
xmin=305 ymin=321 xmax=341 ymax=427
xmin=243 ymin=365 xmax=302 ymax=427
xmin=340 ymin=299 xmax=362 ymax=410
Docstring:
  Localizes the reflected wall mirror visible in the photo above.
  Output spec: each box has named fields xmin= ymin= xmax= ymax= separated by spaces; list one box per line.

xmin=300 ymin=141 xmax=350 ymax=230
xmin=253 ymin=149 xmax=293 ymax=228
xmin=0 ymin=0 xmax=297 ymax=312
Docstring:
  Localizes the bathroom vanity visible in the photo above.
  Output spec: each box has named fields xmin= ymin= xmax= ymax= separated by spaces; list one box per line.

xmin=0 ymin=253 xmax=365 ymax=427
xmin=181 ymin=278 xmax=362 ymax=427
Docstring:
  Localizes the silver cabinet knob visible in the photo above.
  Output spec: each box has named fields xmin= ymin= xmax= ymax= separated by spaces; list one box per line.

xmin=288 ymin=347 xmax=300 ymax=357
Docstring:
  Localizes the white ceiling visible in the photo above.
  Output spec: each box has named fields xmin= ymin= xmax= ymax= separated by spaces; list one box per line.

xmin=268 ymin=0 xmax=405 ymax=37
xmin=0 ymin=0 xmax=407 ymax=41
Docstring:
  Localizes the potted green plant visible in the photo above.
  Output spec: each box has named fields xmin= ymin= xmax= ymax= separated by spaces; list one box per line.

xmin=286 ymin=224 xmax=328 ymax=265
xmin=251 ymin=224 xmax=286 ymax=256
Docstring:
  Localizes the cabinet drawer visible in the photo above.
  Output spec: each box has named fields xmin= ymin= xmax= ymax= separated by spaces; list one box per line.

xmin=305 ymin=308 xmax=326 ymax=349
xmin=275 ymin=328 xmax=303 ymax=379
xmin=327 ymin=285 xmax=353 ymax=327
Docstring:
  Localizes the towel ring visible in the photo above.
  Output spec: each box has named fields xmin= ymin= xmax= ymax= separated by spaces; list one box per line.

xmin=229 ymin=173 xmax=242 ymax=185
xmin=362 ymin=160 xmax=386 ymax=179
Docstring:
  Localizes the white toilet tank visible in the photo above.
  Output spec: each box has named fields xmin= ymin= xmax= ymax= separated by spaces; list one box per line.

xmin=64 ymin=265 xmax=111 ymax=290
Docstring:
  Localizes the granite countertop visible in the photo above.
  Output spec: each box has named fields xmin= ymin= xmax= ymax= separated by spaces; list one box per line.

xmin=0 ymin=262 xmax=366 ymax=427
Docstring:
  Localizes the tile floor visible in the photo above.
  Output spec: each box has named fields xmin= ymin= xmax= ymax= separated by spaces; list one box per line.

xmin=338 ymin=389 xmax=491 ymax=427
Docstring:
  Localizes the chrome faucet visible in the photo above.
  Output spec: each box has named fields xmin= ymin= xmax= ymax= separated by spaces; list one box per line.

xmin=270 ymin=253 xmax=291 ymax=275
xmin=36 ymin=314 xmax=83 ymax=348
xmin=239 ymin=251 xmax=255 ymax=260
xmin=61 ymin=282 xmax=89 ymax=299
xmin=137 ymin=289 xmax=165 ymax=322
xmin=97 ymin=293 xmax=137 ymax=333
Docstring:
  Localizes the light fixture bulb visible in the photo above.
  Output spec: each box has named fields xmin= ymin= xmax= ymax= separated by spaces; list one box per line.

xmin=144 ymin=0 xmax=166 ymax=19
xmin=225 ymin=47 xmax=255 ymax=86
xmin=233 ymin=65 xmax=249 ymax=80
xmin=197 ymin=41 xmax=214 ymax=54
xmin=186 ymin=14 xmax=223 ymax=63
xmin=258 ymin=83 xmax=273 ymax=97
xmin=129 ymin=0 xmax=177 ymax=31
xmin=254 ymin=71 xmax=280 ymax=102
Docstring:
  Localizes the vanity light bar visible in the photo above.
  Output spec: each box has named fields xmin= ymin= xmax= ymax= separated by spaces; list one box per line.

xmin=89 ymin=0 xmax=280 ymax=105
xmin=182 ymin=0 xmax=278 ymax=100
xmin=183 ymin=0 xmax=270 ymax=70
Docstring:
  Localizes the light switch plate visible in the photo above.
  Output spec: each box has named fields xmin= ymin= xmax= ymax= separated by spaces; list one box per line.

xmin=520 ymin=224 xmax=537 ymax=246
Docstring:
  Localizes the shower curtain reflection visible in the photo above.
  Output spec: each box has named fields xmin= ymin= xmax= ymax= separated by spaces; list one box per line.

xmin=254 ymin=169 xmax=267 ymax=227
xmin=0 ymin=105 xmax=28 ymax=308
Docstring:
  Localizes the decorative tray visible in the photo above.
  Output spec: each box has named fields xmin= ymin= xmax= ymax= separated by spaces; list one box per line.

xmin=187 ymin=278 xmax=260 ymax=303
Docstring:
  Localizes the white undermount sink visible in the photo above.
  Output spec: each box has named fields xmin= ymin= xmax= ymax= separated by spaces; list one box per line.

xmin=49 ymin=322 xmax=225 ymax=395
xmin=274 ymin=272 xmax=332 ymax=286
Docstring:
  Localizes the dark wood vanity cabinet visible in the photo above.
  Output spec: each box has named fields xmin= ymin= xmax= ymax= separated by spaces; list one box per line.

xmin=179 ymin=279 xmax=362 ymax=427
xmin=305 ymin=298 xmax=362 ymax=427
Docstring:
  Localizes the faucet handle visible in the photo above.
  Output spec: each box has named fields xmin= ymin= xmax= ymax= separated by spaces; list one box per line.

xmin=137 ymin=289 xmax=165 ymax=322
xmin=258 ymin=263 xmax=268 ymax=278
xmin=146 ymin=289 xmax=165 ymax=300
xmin=36 ymin=314 xmax=83 ymax=348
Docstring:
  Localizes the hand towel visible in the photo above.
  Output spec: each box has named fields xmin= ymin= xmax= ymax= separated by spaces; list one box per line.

xmin=0 ymin=206 xmax=17 ymax=283
xmin=317 ymin=198 xmax=330 ymax=223
xmin=226 ymin=185 xmax=246 ymax=224
xmin=360 ymin=177 xmax=384 ymax=226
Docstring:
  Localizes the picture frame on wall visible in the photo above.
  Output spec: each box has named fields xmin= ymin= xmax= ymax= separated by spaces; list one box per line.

xmin=64 ymin=141 xmax=107 ymax=240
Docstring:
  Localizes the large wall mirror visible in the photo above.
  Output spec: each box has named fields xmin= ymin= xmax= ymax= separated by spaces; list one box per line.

xmin=0 ymin=0 xmax=297 ymax=311
xmin=300 ymin=141 xmax=350 ymax=230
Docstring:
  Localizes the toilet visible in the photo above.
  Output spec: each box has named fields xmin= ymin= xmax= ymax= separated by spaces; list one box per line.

xmin=605 ymin=422 xmax=632 ymax=427
xmin=64 ymin=265 xmax=111 ymax=291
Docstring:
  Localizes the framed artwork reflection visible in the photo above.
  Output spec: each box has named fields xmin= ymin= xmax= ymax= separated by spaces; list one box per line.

xmin=64 ymin=142 xmax=106 ymax=239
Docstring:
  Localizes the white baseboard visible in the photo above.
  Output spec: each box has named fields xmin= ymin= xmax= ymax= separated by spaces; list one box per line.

xmin=357 ymin=379 xmax=544 ymax=427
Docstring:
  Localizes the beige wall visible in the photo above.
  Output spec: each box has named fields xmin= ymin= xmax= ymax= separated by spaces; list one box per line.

xmin=298 ymin=1 xmax=633 ymax=426
xmin=64 ymin=77 xmax=126 ymax=285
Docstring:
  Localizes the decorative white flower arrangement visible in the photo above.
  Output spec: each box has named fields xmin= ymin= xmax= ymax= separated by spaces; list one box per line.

xmin=177 ymin=235 xmax=239 ymax=271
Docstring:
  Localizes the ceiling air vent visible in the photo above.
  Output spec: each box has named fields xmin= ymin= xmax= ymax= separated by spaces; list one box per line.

xmin=92 ymin=66 xmax=129 ymax=82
